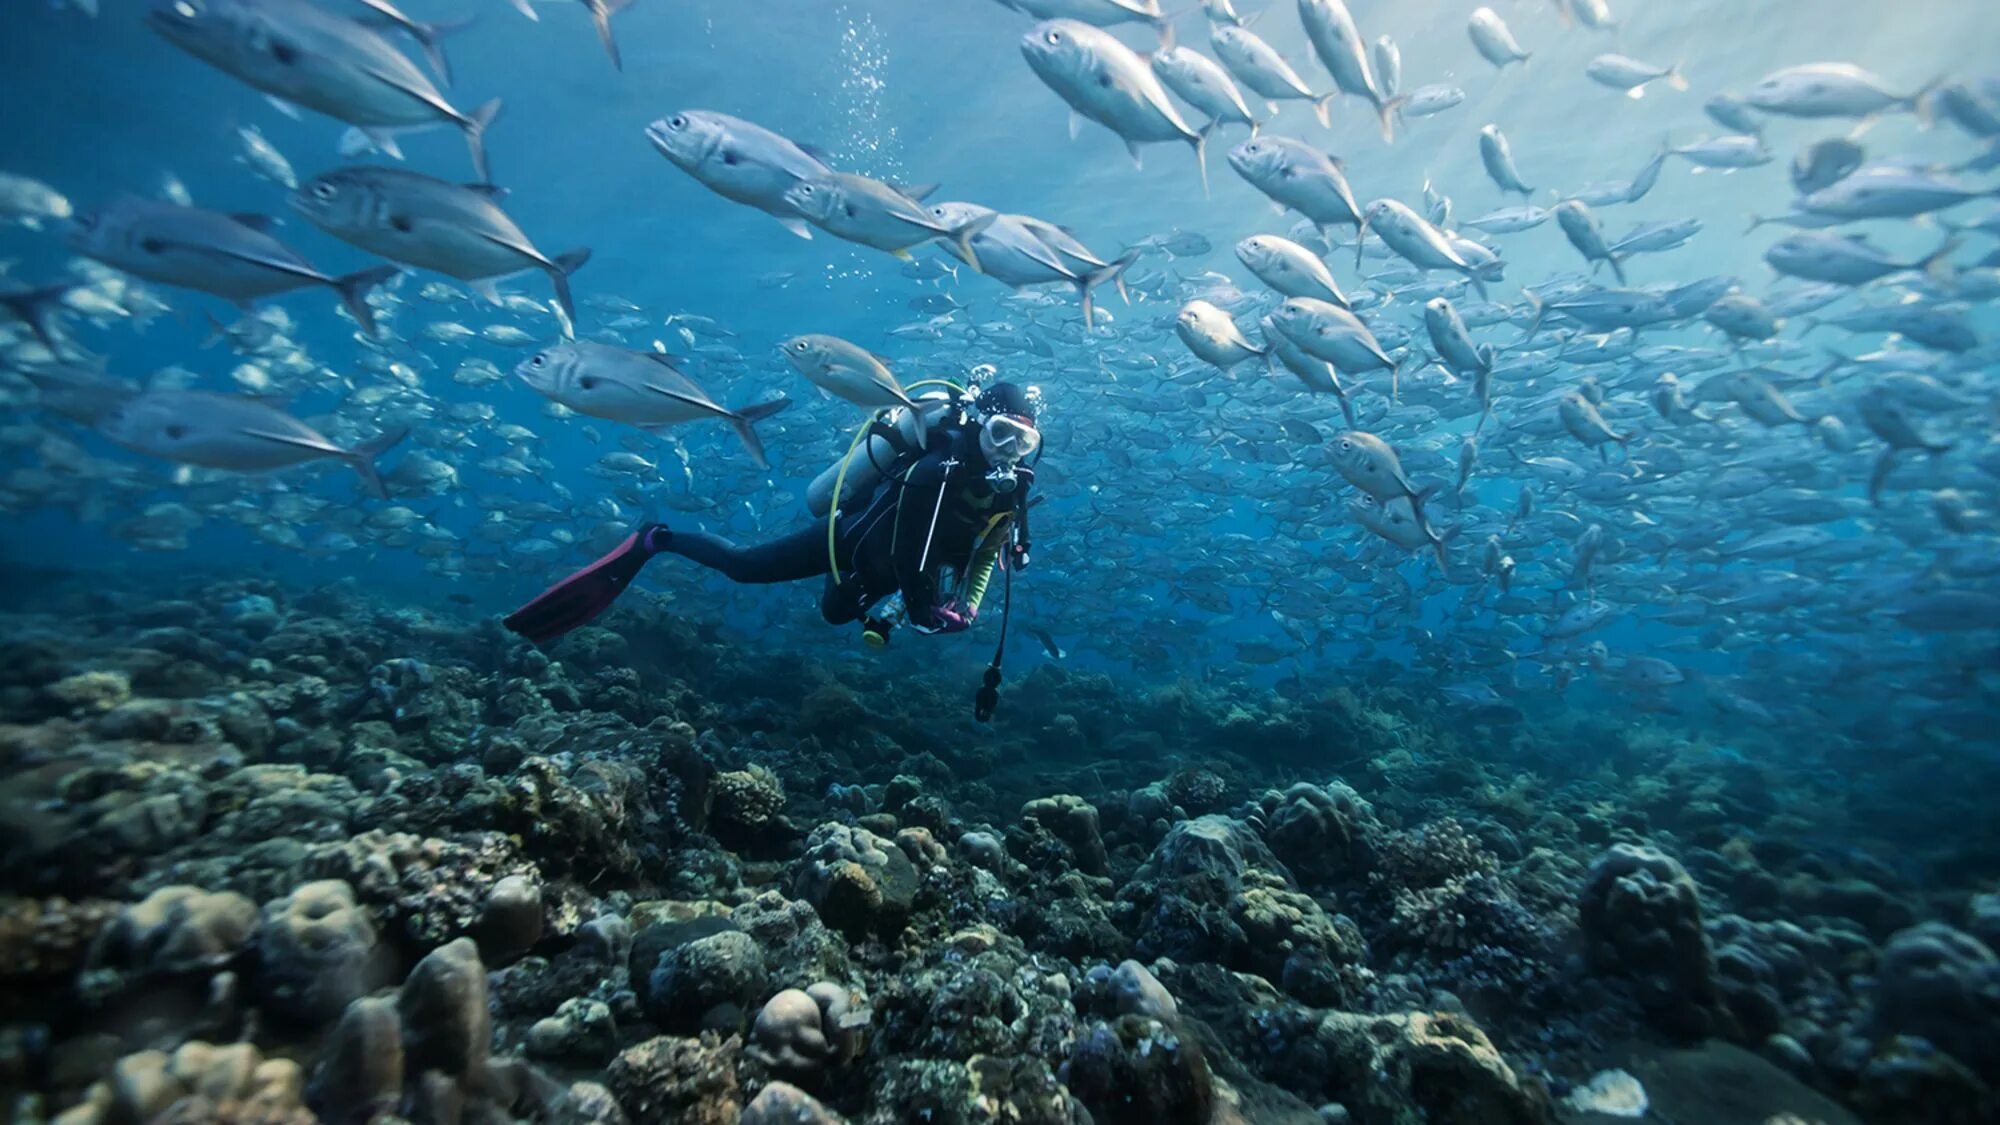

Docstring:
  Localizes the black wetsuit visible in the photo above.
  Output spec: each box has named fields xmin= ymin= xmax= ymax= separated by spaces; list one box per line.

xmin=656 ymin=414 xmax=1031 ymax=628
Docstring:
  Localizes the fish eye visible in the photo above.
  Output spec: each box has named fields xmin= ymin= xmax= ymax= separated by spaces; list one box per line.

xmin=1339 ymin=439 xmax=1352 ymax=450
xmin=528 ymin=353 xmax=546 ymax=367
xmin=311 ymin=182 xmax=336 ymax=201
xmin=1046 ymin=29 xmax=1062 ymax=44
xmin=668 ymin=114 xmax=687 ymax=129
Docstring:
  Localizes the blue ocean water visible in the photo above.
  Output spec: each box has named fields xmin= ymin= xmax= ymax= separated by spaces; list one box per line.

xmin=3 ymin=1 xmax=2000 ymax=1121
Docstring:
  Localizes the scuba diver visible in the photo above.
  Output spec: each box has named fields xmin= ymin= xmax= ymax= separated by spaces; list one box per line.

xmin=503 ymin=375 xmax=1042 ymax=715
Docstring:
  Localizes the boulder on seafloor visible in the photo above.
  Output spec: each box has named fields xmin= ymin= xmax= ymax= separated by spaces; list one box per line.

xmin=527 ymin=997 xmax=621 ymax=1064
xmin=86 ymin=886 xmax=258 ymax=979
xmin=1064 ymin=1014 xmax=1214 ymax=1125
xmin=1577 ymin=843 xmax=1735 ymax=1040
xmin=53 ymin=1040 xmax=310 ymax=1125
xmin=1310 ymin=1011 xmax=1552 ymax=1125
xmin=1257 ymin=781 xmax=1379 ymax=887
xmin=1018 ymin=794 xmax=1110 ymax=876
xmin=750 ymin=982 xmax=869 ymax=1073
xmin=790 ymin=823 xmax=919 ymax=940
xmin=646 ymin=928 xmax=767 ymax=1034
xmin=308 ymin=996 xmax=403 ymax=1125
xmin=603 ymin=1033 xmax=743 ymax=1125
xmin=1866 ymin=922 xmax=2000 ymax=1077
xmin=477 ymin=873 xmax=545 ymax=965
xmin=740 ymin=1080 xmax=847 ymax=1124
xmin=254 ymin=879 xmax=386 ymax=1027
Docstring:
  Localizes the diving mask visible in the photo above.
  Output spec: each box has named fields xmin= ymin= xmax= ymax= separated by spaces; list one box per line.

xmin=981 ymin=413 xmax=1039 ymax=493
xmin=981 ymin=412 xmax=1040 ymax=464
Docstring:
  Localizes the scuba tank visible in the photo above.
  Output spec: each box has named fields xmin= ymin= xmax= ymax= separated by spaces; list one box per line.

xmin=805 ymin=392 xmax=957 ymax=518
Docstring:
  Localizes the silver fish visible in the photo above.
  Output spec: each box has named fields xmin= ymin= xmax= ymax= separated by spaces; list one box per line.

xmin=516 ymin=340 xmax=788 ymax=467
xmin=290 ymin=165 xmax=589 ymax=328
xmin=97 ymin=388 xmax=408 ymax=498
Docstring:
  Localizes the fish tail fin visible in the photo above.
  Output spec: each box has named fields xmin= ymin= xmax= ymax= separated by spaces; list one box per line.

xmin=1155 ymin=17 xmax=1174 ymax=51
xmin=590 ymin=0 xmax=629 ymax=70
xmin=1919 ymin=234 xmax=1961 ymax=291
xmin=1520 ymin=288 xmax=1546 ymax=343
xmin=410 ymin=16 xmax=473 ymax=87
xmin=1312 ymin=93 xmax=1335 ymax=130
xmin=1666 ymin=66 xmax=1689 ymax=92
xmin=347 ymin=425 xmax=410 ymax=501
xmin=462 ymin=98 xmax=503 ymax=183
xmin=1192 ymin=123 xmax=1213 ymax=199
xmin=1376 ymin=95 xmax=1407 ymax=143
xmin=1427 ymin=524 xmax=1457 ymax=571
xmin=949 ymin=212 xmax=997 ymax=274
xmin=1744 ymin=212 xmax=1769 ymax=234
xmin=1909 ymin=74 xmax=1945 ymax=126
xmin=332 ymin=264 xmax=400 ymax=337
xmin=1607 ymin=254 xmax=1629 ymax=285
xmin=726 ymin=396 xmax=791 ymax=471
xmin=1867 ymin=448 xmax=1898 ymax=507
xmin=508 ymin=0 xmax=538 ymax=18
xmin=201 ymin=311 xmax=230 ymax=349
xmin=546 ymin=247 xmax=592 ymax=331
xmin=0 ymin=284 xmax=72 ymax=350
xmin=1077 ymin=249 xmax=1139 ymax=324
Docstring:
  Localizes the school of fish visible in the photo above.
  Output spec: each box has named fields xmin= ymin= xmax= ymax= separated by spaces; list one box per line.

xmin=2 ymin=0 xmax=1998 ymax=748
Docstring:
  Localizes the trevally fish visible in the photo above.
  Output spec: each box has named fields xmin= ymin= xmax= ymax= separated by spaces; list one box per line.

xmin=96 ymin=388 xmax=408 ymax=498
xmin=785 ymin=173 xmax=994 ymax=268
xmin=67 ymin=194 xmax=396 ymax=334
xmin=1209 ymin=24 xmax=1334 ymax=128
xmin=646 ymin=110 xmax=833 ymax=240
xmin=516 ymin=340 xmax=789 ymax=468
xmin=289 ymin=166 xmax=590 ymax=328
xmin=147 ymin=0 xmax=500 ymax=181
xmin=1022 ymin=20 xmax=1211 ymax=192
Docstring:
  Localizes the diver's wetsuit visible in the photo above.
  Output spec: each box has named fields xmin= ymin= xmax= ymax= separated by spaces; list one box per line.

xmin=657 ymin=413 xmax=1031 ymax=628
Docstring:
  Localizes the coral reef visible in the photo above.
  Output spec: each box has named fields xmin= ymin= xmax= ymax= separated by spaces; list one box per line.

xmin=0 ymin=571 xmax=1987 ymax=1125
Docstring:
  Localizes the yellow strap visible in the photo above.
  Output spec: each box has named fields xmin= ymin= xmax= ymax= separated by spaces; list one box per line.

xmin=957 ymin=511 xmax=1014 ymax=615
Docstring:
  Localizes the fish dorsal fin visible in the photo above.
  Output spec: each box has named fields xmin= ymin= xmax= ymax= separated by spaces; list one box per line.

xmin=797 ymin=142 xmax=832 ymax=163
xmin=461 ymin=182 xmax=509 ymax=201
xmin=640 ymin=351 xmax=684 ymax=368
xmin=893 ymin=182 xmax=940 ymax=202
xmin=231 ymin=212 xmax=278 ymax=233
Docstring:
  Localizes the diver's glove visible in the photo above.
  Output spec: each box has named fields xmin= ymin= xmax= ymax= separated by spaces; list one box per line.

xmin=932 ymin=603 xmax=973 ymax=634
xmin=910 ymin=601 xmax=973 ymax=635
